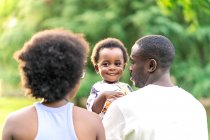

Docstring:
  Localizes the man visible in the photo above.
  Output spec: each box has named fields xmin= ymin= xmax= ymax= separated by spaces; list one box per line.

xmin=102 ymin=35 xmax=208 ymax=140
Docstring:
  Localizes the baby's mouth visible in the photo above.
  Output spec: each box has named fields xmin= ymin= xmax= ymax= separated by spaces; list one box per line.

xmin=107 ymin=73 xmax=118 ymax=76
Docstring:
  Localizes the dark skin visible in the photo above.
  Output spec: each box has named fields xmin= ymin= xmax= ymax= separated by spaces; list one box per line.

xmin=129 ymin=44 xmax=174 ymax=88
xmin=91 ymin=48 xmax=126 ymax=114
xmin=143 ymin=59 xmax=174 ymax=87
xmin=92 ymin=91 xmax=124 ymax=114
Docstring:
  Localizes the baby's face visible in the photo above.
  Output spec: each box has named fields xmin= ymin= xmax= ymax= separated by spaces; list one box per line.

xmin=95 ymin=48 xmax=125 ymax=83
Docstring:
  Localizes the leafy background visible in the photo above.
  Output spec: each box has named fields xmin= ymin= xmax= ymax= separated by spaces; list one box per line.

xmin=0 ymin=0 xmax=210 ymax=102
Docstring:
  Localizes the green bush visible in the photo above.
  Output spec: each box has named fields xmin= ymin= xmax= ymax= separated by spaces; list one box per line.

xmin=0 ymin=0 xmax=210 ymax=100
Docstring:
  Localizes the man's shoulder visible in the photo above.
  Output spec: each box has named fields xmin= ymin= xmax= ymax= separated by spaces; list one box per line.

xmin=113 ymin=86 xmax=153 ymax=105
xmin=113 ymin=89 xmax=141 ymax=105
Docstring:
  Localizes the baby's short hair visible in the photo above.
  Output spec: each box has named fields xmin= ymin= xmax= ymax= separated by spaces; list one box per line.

xmin=91 ymin=38 xmax=128 ymax=65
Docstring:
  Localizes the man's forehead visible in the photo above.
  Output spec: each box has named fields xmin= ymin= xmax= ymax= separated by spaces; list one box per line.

xmin=131 ymin=43 xmax=140 ymax=57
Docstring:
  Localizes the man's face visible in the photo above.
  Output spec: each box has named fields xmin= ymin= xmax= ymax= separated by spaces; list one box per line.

xmin=129 ymin=44 xmax=148 ymax=88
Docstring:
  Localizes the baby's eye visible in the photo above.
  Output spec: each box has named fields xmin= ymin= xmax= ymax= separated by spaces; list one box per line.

xmin=102 ymin=62 xmax=109 ymax=67
xmin=115 ymin=62 xmax=122 ymax=67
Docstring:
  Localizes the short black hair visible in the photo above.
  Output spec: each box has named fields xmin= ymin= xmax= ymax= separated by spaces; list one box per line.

xmin=91 ymin=38 xmax=128 ymax=66
xmin=14 ymin=29 xmax=89 ymax=102
xmin=136 ymin=35 xmax=175 ymax=68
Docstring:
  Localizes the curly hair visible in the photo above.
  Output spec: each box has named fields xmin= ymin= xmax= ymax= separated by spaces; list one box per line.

xmin=91 ymin=38 xmax=128 ymax=66
xmin=14 ymin=29 xmax=89 ymax=102
xmin=136 ymin=35 xmax=175 ymax=68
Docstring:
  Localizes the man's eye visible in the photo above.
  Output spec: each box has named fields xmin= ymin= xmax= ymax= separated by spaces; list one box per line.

xmin=130 ymin=60 xmax=134 ymax=64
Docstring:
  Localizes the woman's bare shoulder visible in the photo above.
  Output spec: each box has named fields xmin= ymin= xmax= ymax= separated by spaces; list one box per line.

xmin=73 ymin=106 xmax=103 ymax=128
xmin=2 ymin=105 xmax=38 ymax=140
xmin=73 ymin=106 xmax=100 ymax=120
xmin=4 ymin=105 xmax=36 ymax=125
xmin=72 ymin=106 xmax=105 ymax=140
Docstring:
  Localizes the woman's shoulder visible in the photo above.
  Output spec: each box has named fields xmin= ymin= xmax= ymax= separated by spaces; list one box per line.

xmin=73 ymin=106 xmax=101 ymax=121
xmin=73 ymin=106 xmax=103 ymax=129
xmin=2 ymin=105 xmax=37 ymax=139
xmin=72 ymin=106 xmax=104 ymax=140
xmin=5 ymin=105 xmax=36 ymax=125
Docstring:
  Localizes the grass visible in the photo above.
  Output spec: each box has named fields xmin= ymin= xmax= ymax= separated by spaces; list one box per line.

xmin=0 ymin=96 xmax=209 ymax=139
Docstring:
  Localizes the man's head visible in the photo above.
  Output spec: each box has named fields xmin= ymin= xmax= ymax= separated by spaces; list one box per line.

xmin=129 ymin=35 xmax=175 ymax=88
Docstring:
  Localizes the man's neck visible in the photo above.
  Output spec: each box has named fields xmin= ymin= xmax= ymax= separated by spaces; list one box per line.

xmin=148 ymin=70 xmax=174 ymax=87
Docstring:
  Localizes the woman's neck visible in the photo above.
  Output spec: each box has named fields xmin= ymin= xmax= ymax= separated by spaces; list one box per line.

xmin=41 ymin=98 xmax=69 ymax=107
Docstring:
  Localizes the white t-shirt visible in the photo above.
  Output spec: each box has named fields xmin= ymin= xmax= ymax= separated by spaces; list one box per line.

xmin=86 ymin=81 xmax=132 ymax=117
xmin=103 ymin=84 xmax=208 ymax=140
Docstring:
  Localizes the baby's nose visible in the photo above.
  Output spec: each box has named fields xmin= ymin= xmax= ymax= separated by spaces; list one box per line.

xmin=109 ymin=65 xmax=116 ymax=70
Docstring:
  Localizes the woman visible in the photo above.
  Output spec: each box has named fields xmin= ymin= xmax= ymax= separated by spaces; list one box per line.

xmin=2 ymin=29 xmax=105 ymax=140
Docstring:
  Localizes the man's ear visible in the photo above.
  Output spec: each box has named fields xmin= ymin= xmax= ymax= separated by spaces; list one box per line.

xmin=94 ymin=65 xmax=99 ymax=73
xmin=147 ymin=59 xmax=157 ymax=73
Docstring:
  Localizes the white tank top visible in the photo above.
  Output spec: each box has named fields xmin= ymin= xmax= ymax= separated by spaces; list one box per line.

xmin=34 ymin=102 xmax=78 ymax=140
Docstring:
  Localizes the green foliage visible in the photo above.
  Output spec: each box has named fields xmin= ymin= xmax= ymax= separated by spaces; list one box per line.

xmin=0 ymin=0 xmax=210 ymax=103
xmin=157 ymin=0 xmax=210 ymax=98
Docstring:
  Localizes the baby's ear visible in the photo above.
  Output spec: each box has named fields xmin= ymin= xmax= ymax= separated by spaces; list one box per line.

xmin=94 ymin=65 xmax=99 ymax=73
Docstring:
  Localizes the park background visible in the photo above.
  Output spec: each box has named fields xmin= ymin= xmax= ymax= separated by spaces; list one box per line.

xmin=0 ymin=0 xmax=209 ymax=138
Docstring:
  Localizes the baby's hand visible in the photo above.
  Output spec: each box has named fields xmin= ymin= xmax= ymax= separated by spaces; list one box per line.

xmin=103 ymin=91 xmax=124 ymax=100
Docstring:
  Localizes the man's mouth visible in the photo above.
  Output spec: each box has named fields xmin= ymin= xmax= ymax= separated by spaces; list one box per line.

xmin=130 ymin=72 xmax=133 ymax=81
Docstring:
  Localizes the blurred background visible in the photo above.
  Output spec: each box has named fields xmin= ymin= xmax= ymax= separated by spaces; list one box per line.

xmin=0 ymin=0 xmax=209 ymax=137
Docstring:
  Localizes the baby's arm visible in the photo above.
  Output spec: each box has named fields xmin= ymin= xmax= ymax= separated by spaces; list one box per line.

xmin=92 ymin=91 xmax=124 ymax=114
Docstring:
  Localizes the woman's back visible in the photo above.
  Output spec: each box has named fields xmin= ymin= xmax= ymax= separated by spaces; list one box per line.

xmin=2 ymin=103 xmax=105 ymax=140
